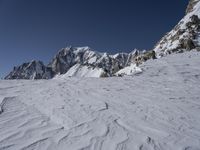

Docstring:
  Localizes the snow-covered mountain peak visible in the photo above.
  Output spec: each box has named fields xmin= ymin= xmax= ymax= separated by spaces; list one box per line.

xmin=5 ymin=60 xmax=53 ymax=80
xmin=56 ymin=46 xmax=94 ymax=56
xmin=112 ymin=52 xmax=128 ymax=59
xmin=29 ymin=60 xmax=44 ymax=67
xmin=130 ymin=48 xmax=140 ymax=55
xmin=75 ymin=46 xmax=92 ymax=52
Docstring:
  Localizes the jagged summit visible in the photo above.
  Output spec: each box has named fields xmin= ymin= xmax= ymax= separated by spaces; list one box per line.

xmin=5 ymin=60 xmax=53 ymax=80
xmin=56 ymin=46 xmax=95 ymax=54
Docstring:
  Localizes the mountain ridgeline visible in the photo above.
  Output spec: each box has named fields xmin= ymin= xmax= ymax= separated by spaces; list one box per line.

xmin=5 ymin=0 xmax=200 ymax=79
xmin=5 ymin=47 xmax=145 ymax=79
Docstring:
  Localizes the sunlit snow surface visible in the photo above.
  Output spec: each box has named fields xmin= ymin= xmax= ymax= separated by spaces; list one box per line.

xmin=0 ymin=51 xmax=200 ymax=150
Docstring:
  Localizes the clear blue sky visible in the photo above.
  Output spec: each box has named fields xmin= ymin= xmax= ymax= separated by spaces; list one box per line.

xmin=0 ymin=0 xmax=188 ymax=78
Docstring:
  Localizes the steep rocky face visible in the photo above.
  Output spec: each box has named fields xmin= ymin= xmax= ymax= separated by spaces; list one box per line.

xmin=154 ymin=0 xmax=200 ymax=56
xmin=5 ymin=61 xmax=53 ymax=80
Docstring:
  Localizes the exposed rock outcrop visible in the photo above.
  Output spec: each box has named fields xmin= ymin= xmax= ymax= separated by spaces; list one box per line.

xmin=154 ymin=0 xmax=200 ymax=56
xmin=186 ymin=0 xmax=199 ymax=14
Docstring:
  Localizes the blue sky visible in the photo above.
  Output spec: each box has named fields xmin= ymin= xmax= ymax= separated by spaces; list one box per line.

xmin=0 ymin=0 xmax=188 ymax=78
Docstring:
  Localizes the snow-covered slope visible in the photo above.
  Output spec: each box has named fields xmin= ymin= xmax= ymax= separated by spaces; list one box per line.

xmin=57 ymin=64 xmax=107 ymax=78
xmin=154 ymin=0 xmax=200 ymax=56
xmin=1 ymin=50 xmax=200 ymax=150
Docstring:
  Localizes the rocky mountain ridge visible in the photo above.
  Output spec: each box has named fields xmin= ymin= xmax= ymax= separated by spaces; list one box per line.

xmin=154 ymin=0 xmax=200 ymax=56
xmin=5 ymin=47 xmax=145 ymax=79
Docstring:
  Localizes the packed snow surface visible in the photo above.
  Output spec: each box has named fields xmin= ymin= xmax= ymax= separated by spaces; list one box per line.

xmin=0 ymin=51 xmax=200 ymax=150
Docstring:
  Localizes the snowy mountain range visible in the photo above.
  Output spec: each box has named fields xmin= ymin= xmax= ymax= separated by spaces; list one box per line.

xmin=5 ymin=47 xmax=143 ymax=79
xmin=5 ymin=0 xmax=200 ymax=79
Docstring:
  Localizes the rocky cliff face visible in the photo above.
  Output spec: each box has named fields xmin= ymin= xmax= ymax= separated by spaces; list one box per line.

xmin=154 ymin=0 xmax=200 ymax=56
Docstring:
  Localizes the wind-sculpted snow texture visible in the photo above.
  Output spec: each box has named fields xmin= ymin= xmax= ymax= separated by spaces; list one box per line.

xmin=0 ymin=51 xmax=200 ymax=150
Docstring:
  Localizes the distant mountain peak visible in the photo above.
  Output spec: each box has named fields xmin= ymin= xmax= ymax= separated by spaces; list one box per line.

xmin=5 ymin=60 xmax=53 ymax=80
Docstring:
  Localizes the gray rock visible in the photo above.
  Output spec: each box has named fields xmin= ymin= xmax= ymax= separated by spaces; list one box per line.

xmin=154 ymin=0 xmax=200 ymax=55
xmin=186 ymin=0 xmax=200 ymax=14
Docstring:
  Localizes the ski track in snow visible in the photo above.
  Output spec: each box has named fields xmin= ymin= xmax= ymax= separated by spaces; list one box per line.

xmin=0 ymin=51 xmax=200 ymax=150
